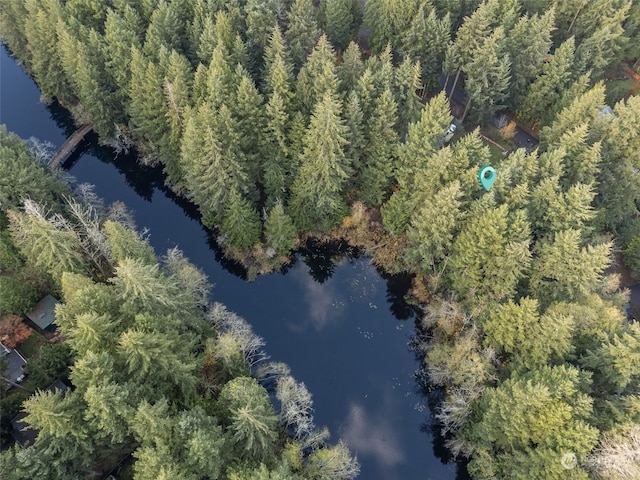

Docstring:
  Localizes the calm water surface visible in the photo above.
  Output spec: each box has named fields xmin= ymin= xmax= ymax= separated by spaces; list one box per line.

xmin=0 ymin=46 xmax=464 ymax=480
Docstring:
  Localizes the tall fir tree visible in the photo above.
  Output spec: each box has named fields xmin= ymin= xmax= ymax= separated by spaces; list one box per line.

xmin=295 ymin=35 xmax=340 ymax=117
xmin=336 ymin=41 xmax=365 ymax=94
xmin=288 ymin=92 xmax=351 ymax=231
xmin=264 ymin=201 xmax=298 ymax=256
xmin=319 ymin=0 xmax=355 ymax=51
xmin=285 ymin=0 xmax=321 ymax=69
xmin=220 ymin=188 xmax=262 ymax=250
xmin=358 ymin=88 xmax=399 ymax=206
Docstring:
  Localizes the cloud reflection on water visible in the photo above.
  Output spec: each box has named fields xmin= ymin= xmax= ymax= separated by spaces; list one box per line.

xmin=289 ymin=262 xmax=346 ymax=332
xmin=340 ymin=402 xmax=405 ymax=470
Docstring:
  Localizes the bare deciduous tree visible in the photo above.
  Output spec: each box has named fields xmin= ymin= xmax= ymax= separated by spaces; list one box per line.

xmin=585 ymin=425 xmax=640 ymax=479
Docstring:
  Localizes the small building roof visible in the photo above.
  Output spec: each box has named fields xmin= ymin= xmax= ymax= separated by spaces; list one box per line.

xmin=1 ymin=342 xmax=27 ymax=384
xmin=24 ymin=295 xmax=59 ymax=331
xmin=11 ymin=379 xmax=69 ymax=448
xmin=598 ymin=105 xmax=614 ymax=118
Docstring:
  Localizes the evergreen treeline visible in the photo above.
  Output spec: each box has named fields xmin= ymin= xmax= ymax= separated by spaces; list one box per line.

xmin=2 ymin=0 xmax=637 ymax=269
xmin=2 ymin=1 xmax=640 ymax=479
xmin=0 ymin=127 xmax=359 ymax=479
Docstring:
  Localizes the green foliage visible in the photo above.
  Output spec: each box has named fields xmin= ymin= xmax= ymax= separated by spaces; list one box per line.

xmin=394 ymin=92 xmax=453 ymax=190
xmin=517 ymin=37 xmax=583 ymax=127
xmin=528 ymin=229 xmax=612 ymax=306
xmin=405 ymin=181 xmax=464 ymax=272
xmin=265 ymin=202 xmax=298 ymax=256
xmin=462 ymin=27 xmax=511 ymax=123
xmin=131 ymin=402 xmax=226 ymax=480
xmin=319 ymin=0 xmax=355 ymax=51
xmin=465 ymin=365 xmax=599 ymax=480
xmin=294 ymin=35 xmax=339 ymax=117
xmin=449 ymin=200 xmax=531 ymax=305
xmin=483 ymin=298 xmax=574 ymax=371
xmin=285 ymin=0 xmax=321 ymax=69
xmin=0 ymin=126 xmax=69 ymax=211
xmin=8 ymin=208 xmax=87 ymax=287
xmin=358 ymin=88 xmax=398 ymax=206
xmin=103 ymin=220 xmax=156 ymax=266
xmin=596 ymin=95 xmax=640 ymax=232
xmin=220 ymin=188 xmax=262 ymax=250
xmin=181 ymin=102 xmax=250 ymax=227
xmin=306 ymin=440 xmax=360 ymax=480
xmin=582 ymin=322 xmax=640 ymax=394
xmin=25 ymin=343 xmax=73 ymax=388
xmin=624 ymin=234 xmax=640 ymax=279
xmin=217 ymin=376 xmax=280 ymax=465
xmin=399 ymin=4 xmax=451 ymax=88
xmin=0 ymin=275 xmax=39 ymax=315
xmin=288 ymin=92 xmax=350 ymax=231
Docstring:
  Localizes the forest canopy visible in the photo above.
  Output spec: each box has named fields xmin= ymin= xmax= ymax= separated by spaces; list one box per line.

xmin=1 ymin=0 xmax=640 ymax=479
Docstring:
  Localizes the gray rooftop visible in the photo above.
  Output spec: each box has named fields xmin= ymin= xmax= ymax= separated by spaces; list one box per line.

xmin=24 ymin=295 xmax=59 ymax=330
xmin=1 ymin=342 xmax=27 ymax=384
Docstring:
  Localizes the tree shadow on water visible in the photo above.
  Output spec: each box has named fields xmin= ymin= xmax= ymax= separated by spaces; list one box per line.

xmin=297 ymin=238 xmax=359 ymax=283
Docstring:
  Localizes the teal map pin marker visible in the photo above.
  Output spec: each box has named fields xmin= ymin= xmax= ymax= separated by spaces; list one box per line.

xmin=478 ymin=166 xmax=496 ymax=191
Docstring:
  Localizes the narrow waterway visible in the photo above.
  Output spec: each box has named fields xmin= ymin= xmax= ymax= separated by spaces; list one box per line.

xmin=0 ymin=46 xmax=466 ymax=480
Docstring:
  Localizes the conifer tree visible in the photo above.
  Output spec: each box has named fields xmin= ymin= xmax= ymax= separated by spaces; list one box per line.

xmin=364 ymin=0 xmax=421 ymax=53
xmin=405 ymin=181 xmax=464 ymax=272
xmin=483 ymin=297 xmax=574 ymax=371
xmin=143 ymin=0 xmax=186 ymax=62
xmin=262 ymin=92 xmax=293 ymax=206
xmin=358 ymin=88 xmax=398 ymax=206
xmin=506 ymin=10 xmax=555 ymax=106
xmin=581 ymin=322 xmax=640 ymax=394
xmin=342 ymin=91 xmax=366 ymax=174
xmin=245 ymin=0 xmax=284 ymax=61
xmin=288 ymin=92 xmax=351 ymax=231
xmin=231 ymin=68 xmax=267 ymax=184
xmin=220 ymin=188 xmax=262 ymax=250
xmin=398 ymin=3 xmax=451 ymax=89
xmin=319 ymin=0 xmax=355 ymax=51
xmin=83 ymin=382 xmax=133 ymax=446
xmin=205 ymin=43 xmax=236 ymax=109
xmin=159 ymin=48 xmax=194 ymax=184
xmin=265 ymin=202 xmax=299 ymax=256
xmin=461 ymin=27 xmax=511 ymax=123
xmin=336 ymin=41 xmax=365 ymax=94
xmin=529 ymin=229 xmax=612 ymax=306
xmin=395 ymin=92 xmax=453 ymax=190
xmin=104 ymin=8 xmax=142 ymax=92
xmin=0 ymin=126 xmax=69 ymax=210
xmin=449 ymin=200 xmax=531 ymax=304
xmin=7 ymin=208 xmax=87 ymax=287
xmin=465 ymin=365 xmax=599 ymax=480
xmin=217 ymin=376 xmax=280 ymax=465
xmin=596 ymin=95 xmax=640 ymax=232
xmin=181 ymin=102 xmax=250 ymax=227
xmin=285 ymin=0 xmax=321 ymax=69
xmin=540 ymin=82 xmax=605 ymax=148
xmin=393 ymin=58 xmax=423 ymax=134
xmin=23 ymin=0 xmax=76 ymax=104
xmin=0 ymin=0 xmax=30 ymax=64
xmin=517 ymin=37 xmax=581 ymax=127
xmin=128 ymin=46 xmax=171 ymax=155
xmin=295 ymin=35 xmax=339 ymax=117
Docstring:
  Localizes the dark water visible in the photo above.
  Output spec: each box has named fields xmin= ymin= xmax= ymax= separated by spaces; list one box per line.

xmin=0 ymin=47 xmax=464 ymax=480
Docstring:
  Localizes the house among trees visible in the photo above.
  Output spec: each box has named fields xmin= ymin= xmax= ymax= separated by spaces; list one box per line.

xmin=11 ymin=379 xmax=68 ymax=448
xmin=0 ymin=341 xmax=27 ymax=385
xmin=24 ymin=295 xmax=59 ymax=333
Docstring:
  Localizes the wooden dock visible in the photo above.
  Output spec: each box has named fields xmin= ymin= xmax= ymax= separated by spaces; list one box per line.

xmin=49 ymin=124 xmax=93 ymax=169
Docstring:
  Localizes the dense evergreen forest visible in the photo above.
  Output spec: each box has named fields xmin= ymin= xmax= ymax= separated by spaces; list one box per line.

xmin=0 ymin=125 xmax=359 ymax=478
xmin=2 ymin=0 xmax=640 ymax=478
